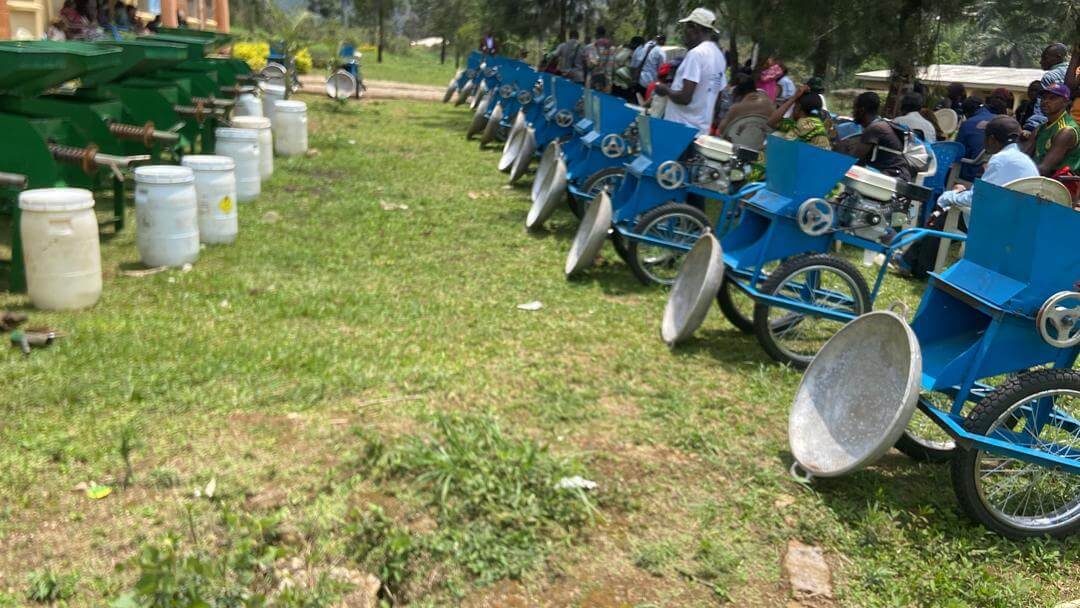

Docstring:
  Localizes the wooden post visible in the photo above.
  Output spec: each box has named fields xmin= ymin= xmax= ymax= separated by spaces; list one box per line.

xmin=162 ymin=0 xmax=178 ymax=27
xmin=214 ymin=0 xmax=228 ymax=32
xmin=376 ymin=0 xmax=384 ymax=63
xmin=0 ymin=0 xmax=10 ymax=40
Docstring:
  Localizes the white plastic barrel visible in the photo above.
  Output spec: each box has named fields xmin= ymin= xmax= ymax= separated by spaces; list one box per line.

xmin=134 ymin=165 xmax=200 ymax=268
xmin=261 ymin=83 xmax=286 ymax=122
xmin=235 ymin=92 xmax=263 ymax=117
xmin=214 ymin=128 xmax=261 ymax=202
xmin=230 ymin=116 xmax=273 ymax=180
xmin=272 ymin=100 xmax=308 ymax=157
xmin=18 ymin=188 xmax=102 ymax=310
xmin=181 ymin=155 xmax=238 ymax=245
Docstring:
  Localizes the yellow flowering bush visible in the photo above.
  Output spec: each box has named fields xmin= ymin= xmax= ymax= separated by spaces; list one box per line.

xmin=231 ymin=42 xmax=312 ymax=74
xmin=294 ymin=48 xmax=312 ymax=74
xmin=232 ymin=41 xmax=268 ymax=71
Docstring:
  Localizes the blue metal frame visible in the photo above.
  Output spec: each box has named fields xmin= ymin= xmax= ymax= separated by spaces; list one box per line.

xmin=532 ymin=77 xmax=585 ymax=151
xmin=481 ymin=64 xmax=541 ymax=129
xmin=454 ymin=51 xmax=484 ymax=90
xmin=563 ymin=90 xmax=643 ymax=199
xmin=908 ymin=181 xmax=1080 ymax=471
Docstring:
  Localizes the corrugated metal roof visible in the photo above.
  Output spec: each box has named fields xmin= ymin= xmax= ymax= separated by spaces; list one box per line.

xmin=856 ymin=64 xmax=1044 ymax=93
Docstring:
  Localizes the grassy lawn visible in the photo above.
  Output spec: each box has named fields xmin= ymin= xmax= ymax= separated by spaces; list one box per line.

xmin=1 ymin=97 xmax=1078 ymax=607
xmin=362 ymin=49 xmax=461 ymax=87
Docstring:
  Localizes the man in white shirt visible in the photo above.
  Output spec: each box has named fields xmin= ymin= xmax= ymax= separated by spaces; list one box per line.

xmin=654 ymin=8 xmax=726 ymax=134
xmin=938 ymin=115 xmax=1037 ymax=223
xmin=892 ymin=91 xmax=937 ymax=143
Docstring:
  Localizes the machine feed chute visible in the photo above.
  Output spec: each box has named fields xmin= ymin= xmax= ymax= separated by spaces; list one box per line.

xmin=788 ymin=311 xmax=922 ymax=478
xmin=565 ymin=191 xmax=613 ymax=276
xmin=661 ymin=234 xmax=725 ymax=346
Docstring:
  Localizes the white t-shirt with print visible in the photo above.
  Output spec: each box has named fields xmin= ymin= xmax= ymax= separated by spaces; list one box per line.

xmin=663 ymin=40 xmax=726 ymax=133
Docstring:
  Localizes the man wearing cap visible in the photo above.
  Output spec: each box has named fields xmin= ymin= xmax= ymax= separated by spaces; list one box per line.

xmin=939 ymin=116 xmax=1037 ymax=224
xmin=1024 ymin=43 xmax=1071 ymax=131
xmin=1026 ymin=82 xmax=1080 ymax=180
xmin=654 ymin=8 xmax=727 ymax=134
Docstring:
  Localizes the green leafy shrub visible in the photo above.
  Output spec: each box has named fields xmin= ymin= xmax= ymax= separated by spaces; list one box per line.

xmin=349 ymin=413 xmax=597 ymax=593
xmin=26 ymin=569 xmax=77 ymax=603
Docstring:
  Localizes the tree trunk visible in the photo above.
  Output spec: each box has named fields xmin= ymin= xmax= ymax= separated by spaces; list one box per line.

xmin=643 ymin=0 xmax=657 ymax=36
xmin=810 ymin=31 xmax=831 ymax=78
xmin=728 ymin=24 xmax=738 ymax=75
xmin=440 ymin=38 xmax=447 ymax=64
xmin=377 ymin=0 xmax=385 ymax=63
xmin=558 ymin=0 xmax=567 ymax=40
xmin=883 ymin=0 xmax=922 ymax=117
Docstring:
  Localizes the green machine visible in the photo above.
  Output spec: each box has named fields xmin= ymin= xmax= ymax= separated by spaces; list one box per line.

xmin=0 ymin=40 xmax=188 ymax=164
xmin=97 ymin=38 xmax=229 ymax=155
xmin=0 ymin=42 xmax=151 ymax=291
xmin=154 ymin=27 xmax=256 ymax=93
xmin=129 ymin=33 xmax=242 ymax=150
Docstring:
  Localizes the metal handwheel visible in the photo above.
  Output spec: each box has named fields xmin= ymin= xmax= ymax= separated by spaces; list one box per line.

xmin=601 ymin=134 xmax=626 ymax=158
xmin=796 ymin=198 xmax=835 ymax=236
xmin=655 ymin=161 xmax=686 ymax=190
xmin=1038 ymin=291 xmax=1080 ymax=348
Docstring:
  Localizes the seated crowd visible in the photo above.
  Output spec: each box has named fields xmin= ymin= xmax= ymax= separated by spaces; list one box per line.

xmin=532 ymin=18 xmax=1079 ymax=205
xmin=48 ymin=0 xmax=174 ymax=40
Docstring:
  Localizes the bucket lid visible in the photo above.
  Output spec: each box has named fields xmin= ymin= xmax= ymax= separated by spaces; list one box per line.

xmin=231 ymin=116 xmax=272 ymax=130
xmin=134 ymin=165 xmax=195 ymax=184
xmin=182 ymin=154 xmax=236 ymax=171
xmin=215 ymin=127 xmax=259 ymax=141
xmin=274 ymin=100 xmax=307 ymax=112
xmin=19 ymin=187 xmax=95 ymax=212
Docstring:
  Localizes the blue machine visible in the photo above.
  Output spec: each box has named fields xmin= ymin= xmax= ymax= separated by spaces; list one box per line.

xmin=663 ymin=136 xmax=960 ymax=368
xmin=790 ymin=179 xmax=1080 ymax=539
xmin=515 ymin=77 xmax=586 ymax=216
xmin=499 ymin=72 xmax=553 ymax=174
xmin=446 ymin=51 xmax=483 ymax=104
xmin=325 ymin=43 xmax=366 ymax=100
xmin=561 ymin=89 xmax=643 ymax=215
xmin=563 ymin=113 xmax=763 ymax=285
xmin=475 ymin=63 xmax=541 ymax=147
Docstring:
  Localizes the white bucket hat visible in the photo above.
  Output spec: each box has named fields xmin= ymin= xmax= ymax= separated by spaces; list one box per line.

xmin=679 ymin=7 xmax=718 ymax=32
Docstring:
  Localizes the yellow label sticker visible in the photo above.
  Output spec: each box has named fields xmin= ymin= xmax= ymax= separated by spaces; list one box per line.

xmin=219 ymin=196 xmax=234 ymax=214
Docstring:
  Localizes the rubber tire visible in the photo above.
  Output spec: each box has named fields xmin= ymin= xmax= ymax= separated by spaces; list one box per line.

xmin=716 ymin=277 xmax=754 ymax=334
xmin=571 ymin=167 xmax=627 ymax=220
xmin=894 ymin=406 xmax=957 ymax=463
xmin=626 ymin=203 xmax=711 ymax=287
xmin=751 ymin=253 xmax=871 ymax=369
xmin=951 ymin=369 xmax=1080 ymax=539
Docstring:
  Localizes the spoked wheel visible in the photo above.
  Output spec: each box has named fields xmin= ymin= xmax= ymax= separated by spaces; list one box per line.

xmin=571 ymin=167 xmax=627 ymax=219
xmin=751 ymin=253 xmax=871 ymax=369
xmin=952 ymin=370 xmax=1080 ymax=539
xmin=626 ymin=203 xmax=711 ymax=287
xmin=716 ymin=277 xmax=755 ymax=334
xmin=895 ymin=392 xmax=959 ymax=462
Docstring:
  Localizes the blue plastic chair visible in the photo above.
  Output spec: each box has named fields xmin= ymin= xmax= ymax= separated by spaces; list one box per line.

xmin=922 ymin=141 xmax=965 ymax=225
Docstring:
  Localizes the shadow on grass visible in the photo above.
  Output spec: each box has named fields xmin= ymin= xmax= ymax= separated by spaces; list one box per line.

xmin=668 ymin=330 xmax=774 ymax=367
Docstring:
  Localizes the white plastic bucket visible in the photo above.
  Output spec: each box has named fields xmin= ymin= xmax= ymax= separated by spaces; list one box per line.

xmin=235 ymin=92 xmax=263 ymax=117
xmin=261 ymin=83 xmax=286 ymax=123
xmin=272 ymin=100 xmax=308 ymax=157
xmin=181 ymin=155 xmax=238 ymax=245
xmin=18 ymin=187 xmax=102 ymax=310
xmin=230 ymin=116 xmax=273 ymax=180
xmin=134 ymin=166 xmax=200 ymax=268
xmin=214 ymin=128 xmax=261 ymax=202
